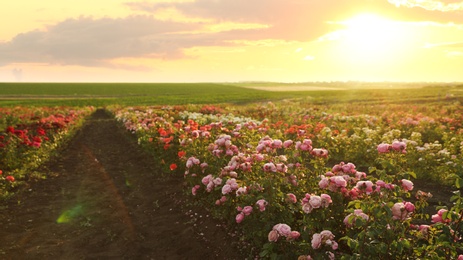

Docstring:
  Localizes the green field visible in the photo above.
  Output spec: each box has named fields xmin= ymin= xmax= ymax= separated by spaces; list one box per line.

xmin=0 ymin=82 xmax=462 ymax=107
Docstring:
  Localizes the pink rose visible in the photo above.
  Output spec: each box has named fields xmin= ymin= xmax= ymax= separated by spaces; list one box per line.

xmin=419 ymin=225 xmax=430 ymax=236
xmin=191 ymin=185 xmax=200 ymax=196
xmin=289 ymin=231 xmax=300 ymax=240
xmin=431 ymin=213 xmax=443 ymax=223
xmin=404 ymin=202 xmax=415 ymax=212
xmin=355 ymin=171 xmax=366 ymax=179
xmin=309 ymin=196 xmax=322 ymax=209
xmin=286 ymin=193 xmax=297 ymax=204
xmin=256 ymin=199 xmax=268 ymax=211
xmin=235 ymin=213 xmax=245 ymax=223
xmin=332 ymin=176 xmax=347 ymax=188
xmin=319 ymin=176 xmax=329 ymax=189
xmin=311 ymin=233 xmax=322 ymax=249
xmin=272 ymin=139 xmax=283 ymax=148
xmin=391 ymin=202 xmax=404 ymax=220
xmin=392 ymin=202 xmax=413 ymax=220
xmin=186 ymin=159 xmax=194 ymax=168
xmin=274 ymin=223 xmax=291 ymax=237
xmin=320 ymin=194 xmax=332 ymax=207
xmin=392 ymin=140 xmax=406 ymax=152
xmin=226 ymin=178 xmax=238 ymax=189
xmin=302 ymin=203 xmax=313 ymax=214
xmin=344 ymin=209 xmax=369 ymax=227
xmin=283 ymin=140 xmax=293 ymax=148
xmin=276 ymin=163 xmax=288 ymax=173
xmin=263 ymin=162 xmax=277 ymax=172
xmin=268 ymin=230 xmax=279 ymax=242
xmin=311 ymin=148 xmax=328 ymax=158
xmin=213 ymin=177 xmax=222 ymax=186
xmin=320 ymin=230 xmax=335 ymax=240
xmin=431 ymin=209 xmax=449 ymax=223
xmin=242 ymin=206 xmax=253 ymax=216
xmin=342 ymin=163 xmax=356 ymax=173
xmin=401 ymin=179 xmax=414 ymax=191
xmin=332 ymin=163 xmax=342 ymax=173
xmin=221 ymin=184 xmax=232 ymax=195
xmin=377 ymin=143 xmax=390 ymax=153
xmin=376 ymin=180 xmax=386 ymax=187
xmin=229 ymin=171 xmax=238 ymax=178
xmin=236 ymin=187 xmax=247 ymax=196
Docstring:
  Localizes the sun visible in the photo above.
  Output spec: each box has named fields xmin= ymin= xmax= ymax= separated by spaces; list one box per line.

xmin=328 ymin=13 xmax=409 ymax=65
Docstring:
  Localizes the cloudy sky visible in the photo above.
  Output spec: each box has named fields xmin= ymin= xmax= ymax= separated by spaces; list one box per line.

xmin=1 ymin=0 xmax=462 ymax=82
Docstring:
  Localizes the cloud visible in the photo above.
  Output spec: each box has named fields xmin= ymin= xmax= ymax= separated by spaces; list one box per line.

xmin=389 ymin=0 xmax=463 ymax=12
xmin=3 ymin=0 xmax=463 ymax=70
xmin=125 ymin=0 xmax=397 ymax=41
xmin=0 ymin=15 xmax=251 ymax=68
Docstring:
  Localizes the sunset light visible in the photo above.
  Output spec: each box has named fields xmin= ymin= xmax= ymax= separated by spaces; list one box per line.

xmin=0 ymin=0 xmax=462 ymax=82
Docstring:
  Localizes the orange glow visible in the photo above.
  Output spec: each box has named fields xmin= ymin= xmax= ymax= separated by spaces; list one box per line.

xmin=1 ymin=2 xmax=463 ymax=82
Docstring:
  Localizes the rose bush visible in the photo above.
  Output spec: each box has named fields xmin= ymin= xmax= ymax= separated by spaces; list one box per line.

xmin=0 ymin=106 xmax=94 ymax=199
xmin=110 ymin=101 xmax=463 ymax=259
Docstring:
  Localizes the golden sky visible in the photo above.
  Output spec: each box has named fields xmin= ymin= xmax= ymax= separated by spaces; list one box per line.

xmin=1 ymin=0 xmax=462 ymax=82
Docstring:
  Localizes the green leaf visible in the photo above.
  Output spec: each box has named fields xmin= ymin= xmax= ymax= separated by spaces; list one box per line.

xmin=455 ymin=177 xmax=463 ymax=189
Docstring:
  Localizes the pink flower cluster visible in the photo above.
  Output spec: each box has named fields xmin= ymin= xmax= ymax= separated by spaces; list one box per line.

xmin=215 ymin=196 xmax=227 ymax=205
xmin=221 ymin=178 xmax=239 ymax=195
xmin=223 ymin=154 xmax=253 ymax=174
xmin=311 ymin=230 xmax=338 ymax=250
xmin=201 ymin=174 xmax=222 ymax=192
xmin=310 ymin=148 xmax=329 ymax=158
xmin=319 ymin=162 xmax=367 ymax=194
xmin=256 ymin=136 xmax=283 ymax=153
xmin=391 ymin=201 xmax=415 ymax=221
xmin=377 ymin=140 xmax=407 ymax=154
xmin=235 ymin=205 xmax=253 ymax=223
xmin=431 ymin=208 xmax=452 ymax=224
xmin=295 ymin=138 xmax=313 ymax=151
xmin=209 ymin=134 xmax=239 ymax=157
xmin=256 ymin=199 xmax=268 ymax=212
xmin=285 ymin=193 xmax=297 ymax=204
xmin=401 ymin=179 xmax=414 ymax=191
xmin=343 ymin=209 xmax=369 ymax=228
xmin=191 ymin=185 xmax=200 ymax=195
xmin=301 ymin=193 xmax=332 ymax=213
xmin=262 ymin=162 xmax=288 ymax=173
xmin=186 ymin=156 xmax=200 ymax=169
xmin=268 ymin=223 xmax=300 ymax=242
xmin=319 ymin=162 xmax=404 ymax=200
xmin=190 ymin=129 xmax=211 ymax=139
xmin=410 ymin=224 xmax=431 ymax=239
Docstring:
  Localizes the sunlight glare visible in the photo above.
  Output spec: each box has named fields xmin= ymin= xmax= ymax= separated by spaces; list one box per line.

xmin=332 ymin=13 xmax=408 ymax=64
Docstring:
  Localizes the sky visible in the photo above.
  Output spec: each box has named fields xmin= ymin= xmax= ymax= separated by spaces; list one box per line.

xmin=0 ymin=0 xmax=463 ymax=83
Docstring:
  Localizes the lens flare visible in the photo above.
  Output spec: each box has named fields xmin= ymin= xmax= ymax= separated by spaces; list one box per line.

xmin=56 ymin=205 xmax=83 ymax=224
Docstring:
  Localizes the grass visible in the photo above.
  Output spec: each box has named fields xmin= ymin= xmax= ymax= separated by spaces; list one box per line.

xmin=0 ymin=82 xmax=462 ymax=107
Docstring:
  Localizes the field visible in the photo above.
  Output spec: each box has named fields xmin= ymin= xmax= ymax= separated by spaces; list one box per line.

xmin=1 ymin=82 xmax=463 ymax=259
xmin=1 ymin=82 xmax=461 ymax=106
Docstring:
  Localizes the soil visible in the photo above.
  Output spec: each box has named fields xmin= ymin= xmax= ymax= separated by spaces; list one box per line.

xmin=0 ymin=109 xmax=242 ymax=260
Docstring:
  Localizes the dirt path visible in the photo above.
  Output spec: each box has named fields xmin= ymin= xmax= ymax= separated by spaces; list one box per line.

xmin=0 ymin=109 xmax=241 ymax=259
